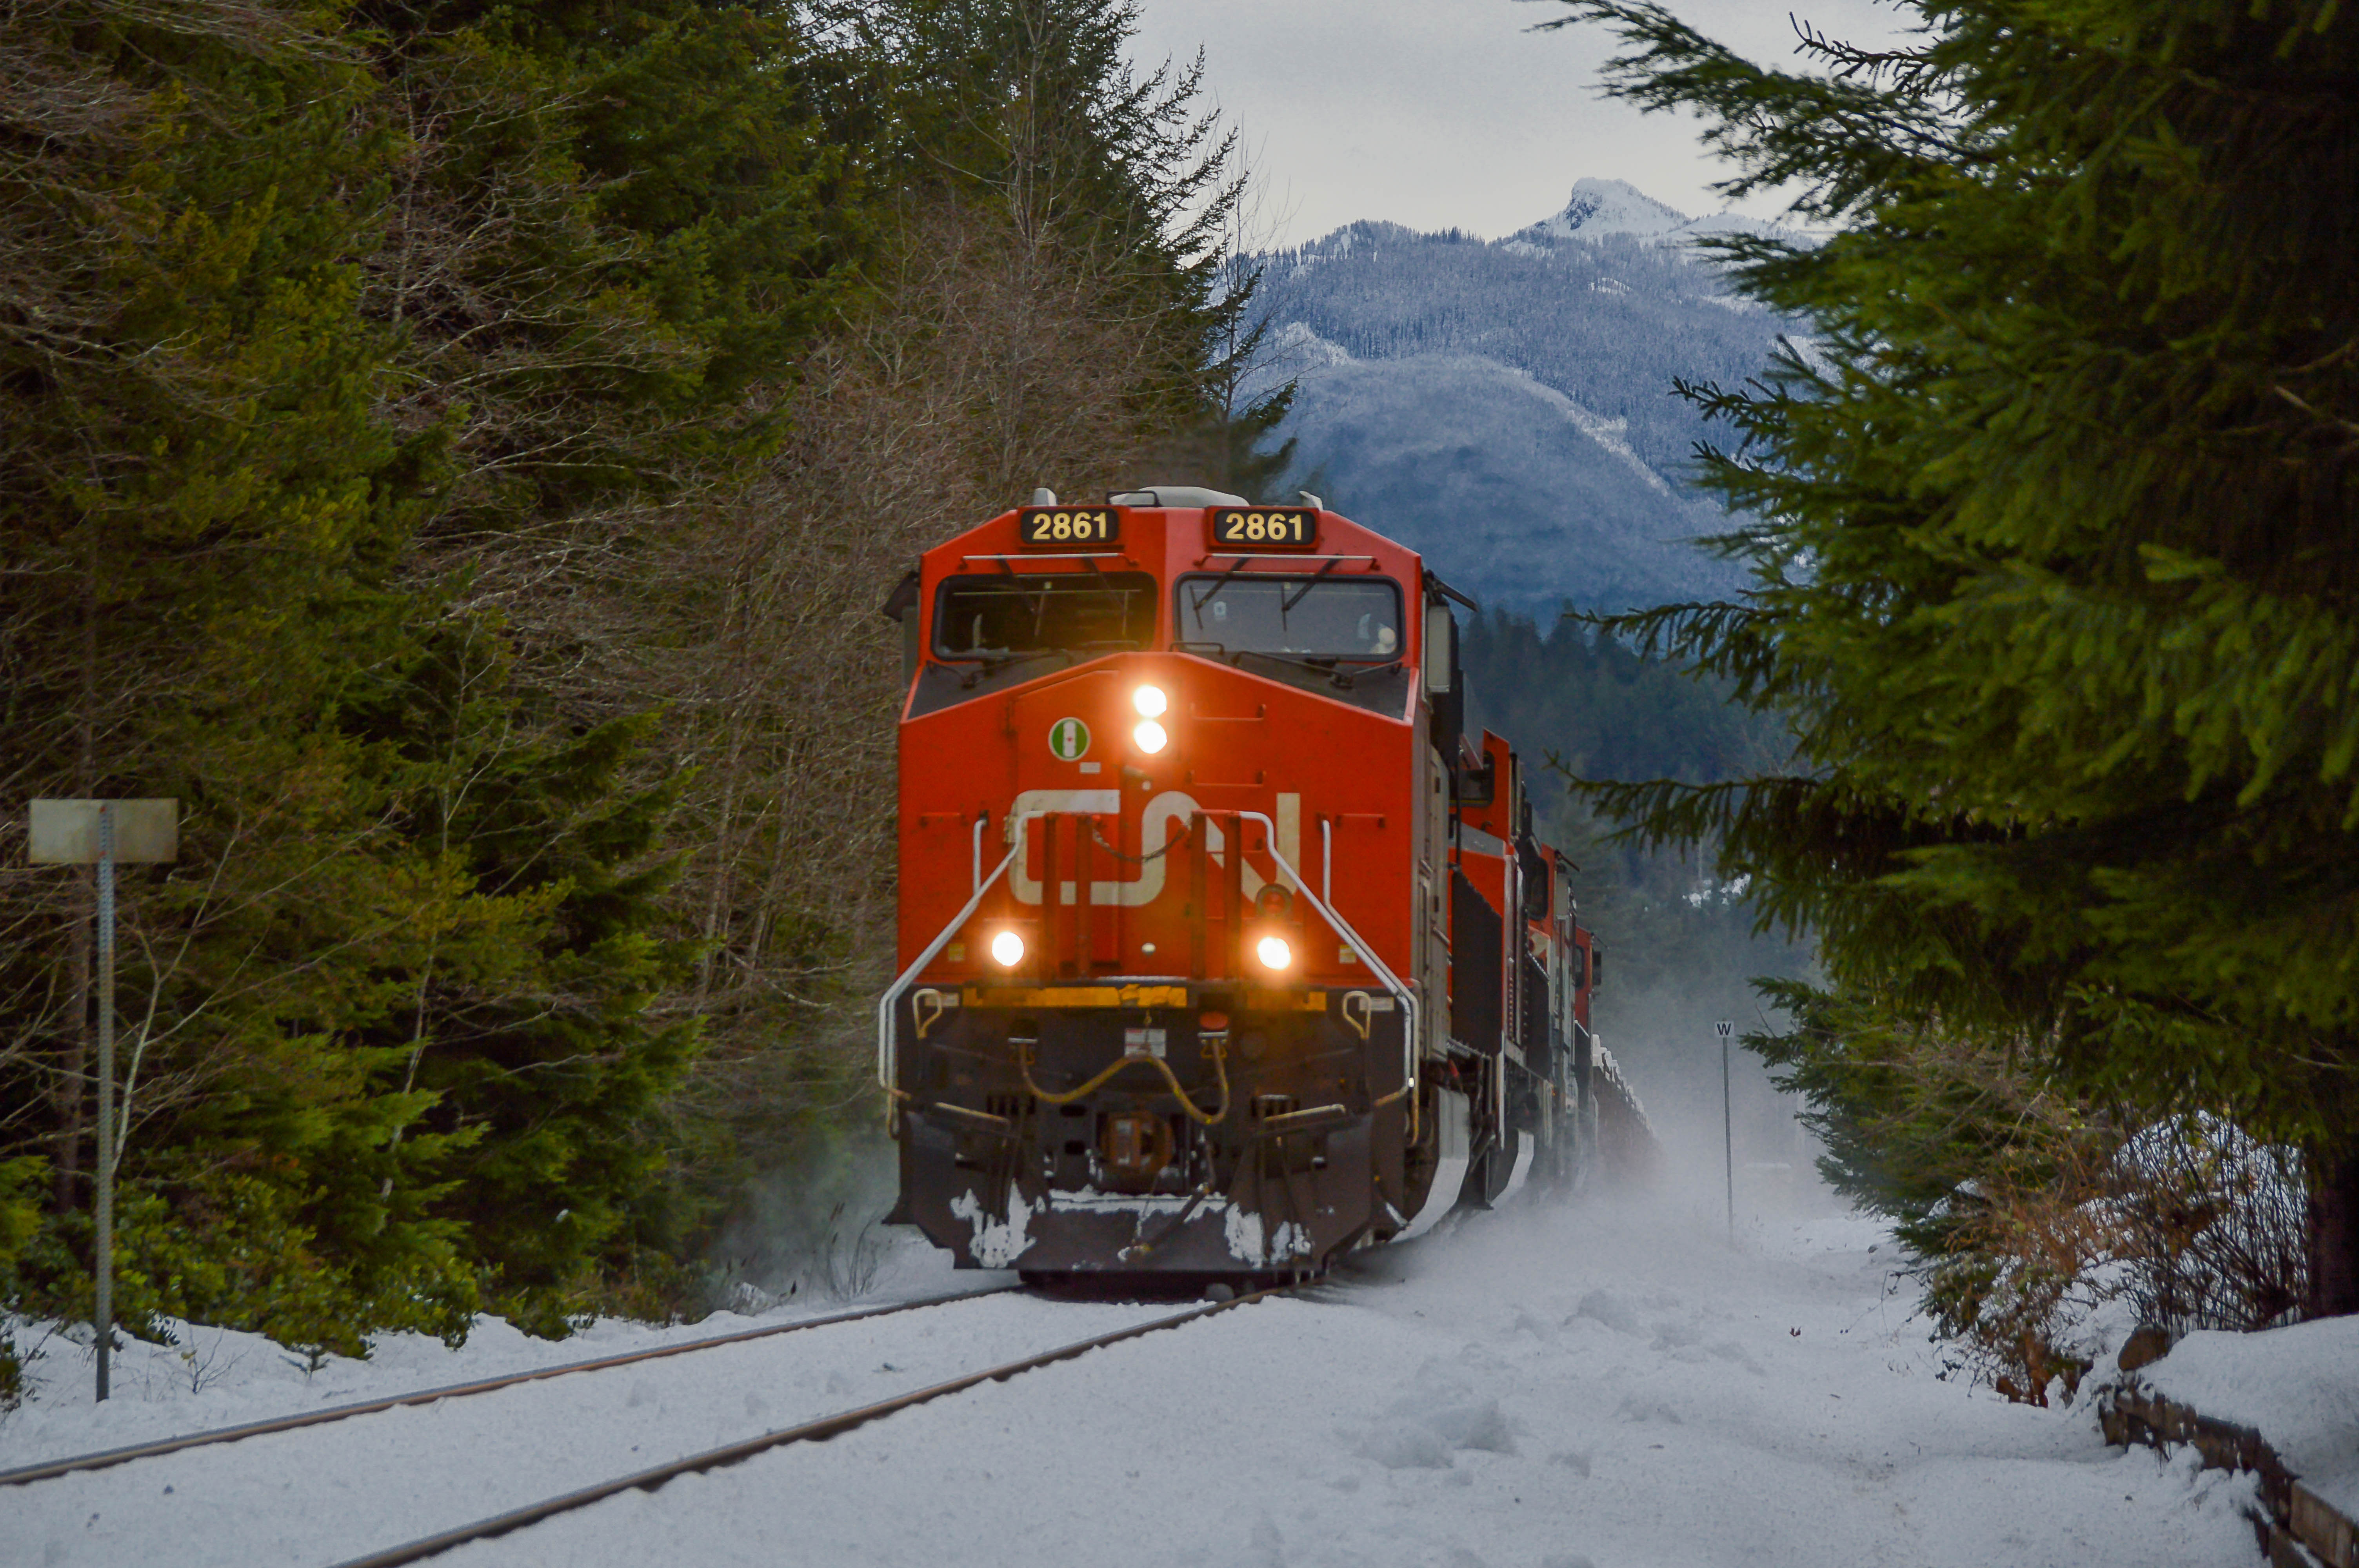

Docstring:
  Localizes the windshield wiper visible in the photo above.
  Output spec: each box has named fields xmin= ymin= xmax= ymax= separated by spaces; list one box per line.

xmin=958 ymin=648 xmax=1068 ymax=688
xmin=1187 ymin=557 xmax=1258 ymax=622
xmin=1278 ymin=556 xmax=1344 ymax=617
xmin=982 ymin=649 xmax=1068 ymax=673
xmin=1232 ymin=650 xmax=1403 ymax=690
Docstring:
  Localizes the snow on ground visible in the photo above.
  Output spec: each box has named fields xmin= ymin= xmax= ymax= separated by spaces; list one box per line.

xmin=2134 ymin=1313 xmax=2359 ymax=1520
xmin=3 ymin=1199 xmax=2268 ymax=1568
xmin=0 ymin=1234 xmax=975 ymax=1474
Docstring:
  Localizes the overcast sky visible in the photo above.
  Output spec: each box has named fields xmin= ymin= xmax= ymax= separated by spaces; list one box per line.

xmin=1126 ymin=0 xmax=1916 ymax=247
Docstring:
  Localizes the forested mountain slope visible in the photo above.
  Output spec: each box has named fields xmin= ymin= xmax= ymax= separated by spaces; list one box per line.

xmin=1247 ymin=180 xmax=1809 ymax=613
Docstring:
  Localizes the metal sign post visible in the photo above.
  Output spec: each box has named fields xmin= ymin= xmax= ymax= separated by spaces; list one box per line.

xmin=29 ymin=798 xmax=178 ymax=1402
xmin=1716 ymin=1020 xmax=1735 ymax=1245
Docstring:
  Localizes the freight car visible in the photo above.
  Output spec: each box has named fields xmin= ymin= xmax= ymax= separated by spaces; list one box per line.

xmin=878 ymin=487 xmax=1648 ymax=1283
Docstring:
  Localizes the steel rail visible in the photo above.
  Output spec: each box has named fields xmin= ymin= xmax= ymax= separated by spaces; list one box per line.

xmin=328 ymin=1285 xmax=1293 ymax=1568
xmin=0 ymin=1286 xmax=1019 ymax=1490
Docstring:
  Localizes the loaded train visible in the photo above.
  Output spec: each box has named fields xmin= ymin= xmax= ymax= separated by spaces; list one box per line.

xmin=878 ymin=488 xmax=1654 ymax=1282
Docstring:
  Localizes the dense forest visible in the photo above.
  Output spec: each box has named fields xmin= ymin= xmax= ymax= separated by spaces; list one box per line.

xmin=1458 ymin=610 xmax=1809 ymax=1136
xmin=1554 ymin=0 xmax=2359 ymax=1390
xmin=0 ymin=0 xmax=1277 ymax=1363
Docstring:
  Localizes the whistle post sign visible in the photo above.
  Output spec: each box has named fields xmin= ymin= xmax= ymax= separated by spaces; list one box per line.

xmin=1717 ymin=1020 xmax=1735 ymax=1245
xmin=28 ymin=797 xmax=178 ymax=1403
xmin=30 ymin=799 xmax=178 ymax=864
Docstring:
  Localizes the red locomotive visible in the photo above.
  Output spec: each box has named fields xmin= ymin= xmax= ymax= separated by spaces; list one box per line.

xmin=879 ymin=487 xmax=1642 ymax=1281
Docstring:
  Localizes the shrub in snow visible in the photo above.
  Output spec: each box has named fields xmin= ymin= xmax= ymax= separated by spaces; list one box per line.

xmin=1753 ymin=991 xmax=2309 ymax=1403
xmin=1926 ymin=1113 xmax=2307 ymax=1404
xmin=2109 ymin=1115 xmax=2306 ymax=1334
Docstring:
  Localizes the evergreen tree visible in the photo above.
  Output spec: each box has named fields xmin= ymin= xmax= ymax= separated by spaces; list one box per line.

xmin=2 ymin=0 xmax=1272 ymax=1352
xmin=0 ymin=0 xmax=736 ymax=1346
xmin=847 ymin=0 xmax=1246 ymax=441
xmin=1548 ymin=0 xmax=2359 ymax=1314
xmin=0 ymin=0 xmax=489 ymax=1346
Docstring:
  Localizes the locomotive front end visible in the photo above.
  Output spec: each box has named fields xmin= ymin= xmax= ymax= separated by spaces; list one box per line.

xmin=882 ymin=492 xmax=1443 ymax=1281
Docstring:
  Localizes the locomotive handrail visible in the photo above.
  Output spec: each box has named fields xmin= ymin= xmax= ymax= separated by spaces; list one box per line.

xmin=1234 ymin=810 xmax=1419 ymax=1131
xmin=886 ymin=812 xmax=1420 ymax=1138
xmin=877 ymin=840 xmax=1023 ymax=1098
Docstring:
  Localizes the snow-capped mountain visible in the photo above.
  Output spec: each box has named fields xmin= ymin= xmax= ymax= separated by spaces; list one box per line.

xmin=1521 ymin=176 xmax=1693 ymax=242
xmin=1517 ymin=176 xmax=1810 ymax=249
xmin=1249 ymin=181 xmax=1812 ymax=614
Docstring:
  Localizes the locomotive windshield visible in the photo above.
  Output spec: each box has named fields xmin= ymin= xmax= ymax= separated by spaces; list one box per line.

xmin=932 ymin=572 xmax=1157 ymax=660
xmin=1174 ymin=575 xmax=1402 ymax=662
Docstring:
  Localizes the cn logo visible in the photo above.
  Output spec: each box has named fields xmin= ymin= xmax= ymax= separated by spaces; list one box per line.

xmin=1008 ymin=791 xmax=1302 ymax=908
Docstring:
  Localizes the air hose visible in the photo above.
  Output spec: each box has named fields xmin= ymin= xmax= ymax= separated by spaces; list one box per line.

xmin=1018 ymin=1037 xmax=1230 ymax=1126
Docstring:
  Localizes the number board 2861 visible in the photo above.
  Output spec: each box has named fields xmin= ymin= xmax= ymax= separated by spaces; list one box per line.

xmin=1208 ymin=506 xmax=1320 ymax=550
xmin=1018 ymin=506 xmax=1120 ymax=546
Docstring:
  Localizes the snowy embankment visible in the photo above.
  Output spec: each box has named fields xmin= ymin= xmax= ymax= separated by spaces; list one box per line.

xmin=2131 ymin=1315 xmax=2359 ymax=1525
xmin=4 ymin=1202 xmax=2268 ymax=1568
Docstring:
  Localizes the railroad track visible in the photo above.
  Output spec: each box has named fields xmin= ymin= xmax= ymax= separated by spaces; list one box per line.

xmin=329 ymin=1285 xmax=1290 ymax=1568
xmin=0 ymin=1285 xmax=1018 ymax=1489
xmin=4 ymin=1278 xmax=1304 ymax=1568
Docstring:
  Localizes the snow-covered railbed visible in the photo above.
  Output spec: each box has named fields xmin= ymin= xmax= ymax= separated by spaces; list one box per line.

xmin=5 ymin=1287 xmax=1180 ymax=1568
xmin=449 ymin=1207 xmax=2257 ymax=1568
xmin=5 ymin=1203 xmax=2271 ymax=1568
xmin=1 ymin=1290 xmax=1022 ymax=1486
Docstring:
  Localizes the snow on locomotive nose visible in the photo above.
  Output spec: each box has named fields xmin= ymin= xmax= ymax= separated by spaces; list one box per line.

xmin=878 ymin=488 xmax=1615 ymax=1282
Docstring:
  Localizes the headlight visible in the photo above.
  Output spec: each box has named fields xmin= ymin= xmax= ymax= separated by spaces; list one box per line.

xmin=1255 ymin=934 xmax=1292 ymax=971
xmin=989 ymin=930 xmax=1025 ymax=967
xmin=1132 ymin=720 xmax=1169 ymax=754
xmin=1132 ymin=684 xmax=1168 ymax=718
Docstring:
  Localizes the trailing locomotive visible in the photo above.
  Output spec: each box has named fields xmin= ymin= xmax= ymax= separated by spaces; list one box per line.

xmin=878 ymin=488 xmax=1645 ymax=1282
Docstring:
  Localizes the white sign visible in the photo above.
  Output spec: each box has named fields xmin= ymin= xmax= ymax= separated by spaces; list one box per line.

xmin=29 ymin=800 xmax=179 ymax=864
